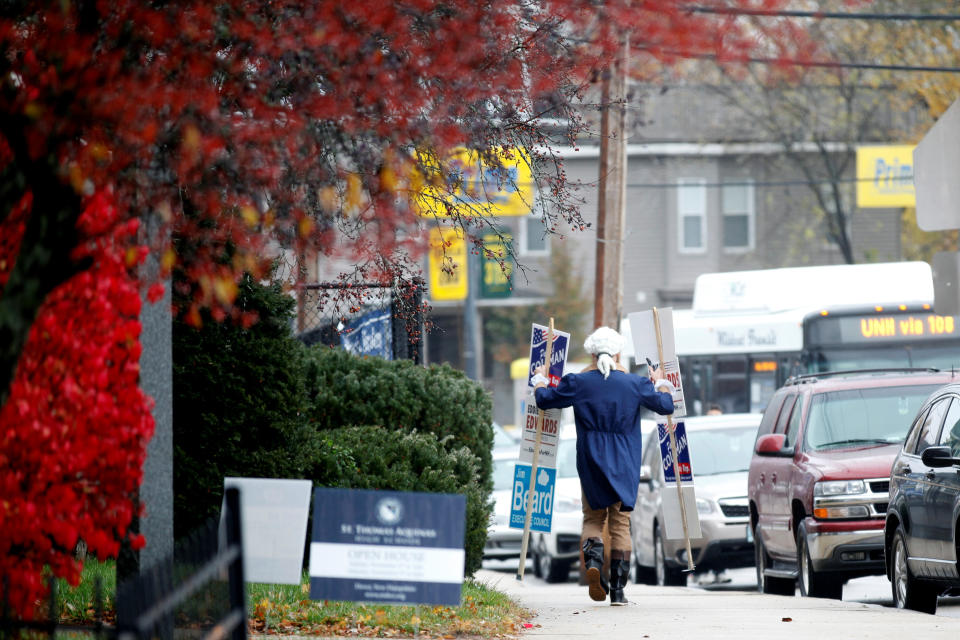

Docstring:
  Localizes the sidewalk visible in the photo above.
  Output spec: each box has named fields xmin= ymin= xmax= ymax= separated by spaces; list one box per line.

xmin=474 ymin=568 xmax=960 ymax=640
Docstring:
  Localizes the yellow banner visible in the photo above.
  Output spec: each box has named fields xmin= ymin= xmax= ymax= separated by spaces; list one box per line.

xmin=428 ymin=226 xmax=468 ymax=301
xmin=856 ymin=145 xmax=916 ymax=208
xmin=417 ymin=147 xmax=534 ymax=217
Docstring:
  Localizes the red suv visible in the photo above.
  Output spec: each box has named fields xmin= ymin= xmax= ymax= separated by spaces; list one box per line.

xmin=748 ymin=369 xmax=956 ymax=599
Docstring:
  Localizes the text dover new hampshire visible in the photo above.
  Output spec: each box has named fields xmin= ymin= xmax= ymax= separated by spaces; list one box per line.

xmin=628 ymin=308 xmax=687 ymax=418
xmin=527 ymin=323 xmax=570 ymax=388
xmin=309 ymin=488 xmax=466 ymax=606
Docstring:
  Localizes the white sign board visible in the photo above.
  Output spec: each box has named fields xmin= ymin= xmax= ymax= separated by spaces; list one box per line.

xmin=222 ymin=477 xmax=312 ymax=584
xmin=628 ymin=308 xmax=687 ymax=417
xmin=518 ymin=396 xmax=559 ymax=467
xmin=915 ymin=97 xmax=960 ymax=232
xmin=661 ymin=485 xmax=701 ymax=540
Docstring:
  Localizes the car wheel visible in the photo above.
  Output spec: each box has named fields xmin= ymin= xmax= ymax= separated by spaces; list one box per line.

xmin=531 ymin=537 xmax=543 ymax=578
xmin=537 ymin=541 xmax=570 ymax=583
xmin=755 ymin=527 xmax=795 ymax=596
xmin=797 ymin=522 xmax=842 ymax=599
xmin=654 ymin=523 xmax=686 ymax=586
xmin=634 ymin=557 xmax=656 ymax=585
xmin=891 ymin=526 xmax=939 ymax=614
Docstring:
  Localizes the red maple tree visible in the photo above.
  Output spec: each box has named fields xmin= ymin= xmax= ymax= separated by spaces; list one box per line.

xmin=0 ymin=0 xmax=808 ymax=615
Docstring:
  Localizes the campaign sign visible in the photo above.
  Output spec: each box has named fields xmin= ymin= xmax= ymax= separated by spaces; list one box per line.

xmin=628 ymin=308 xmax=687 ymax=417
xmin=657 ymin=422 xmax=702 ymax=540
xmin=309 ymin=488 xmax=466 ymax=606
xmin=527 ymin=324 xmax=571 ymax=388
xmin=509 ymin=463 xmax=556 ymax=533
xmin=518 ymin=397 xmax=559 ymax=467
xmin=658 ymin=422 xmax=693 ymax=483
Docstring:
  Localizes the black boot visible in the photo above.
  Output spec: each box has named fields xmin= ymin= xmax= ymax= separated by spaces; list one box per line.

xmin=581 ymin=538 xmax=607 ymax=602
xmin=610 ymin=557 xmax=631 ymax=606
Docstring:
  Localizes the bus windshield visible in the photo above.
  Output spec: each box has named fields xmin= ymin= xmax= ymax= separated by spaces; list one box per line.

xmin=807 ymin=345 xmax=960 ymax=373
xmin=804 ymin=384 xmax=939 ymax=451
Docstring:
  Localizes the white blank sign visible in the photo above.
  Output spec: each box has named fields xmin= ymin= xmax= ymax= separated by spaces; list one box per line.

xmin=222 ymin=477 xmax=312 ymax=584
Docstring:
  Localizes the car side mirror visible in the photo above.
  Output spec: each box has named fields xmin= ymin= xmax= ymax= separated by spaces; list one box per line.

xmin=921 ymin=445 xmax=959 ymax=468
xmin=755 ymin=433 xmax=787 ymax=455
xmin=639 ymin=464 xmax=653 ymax=483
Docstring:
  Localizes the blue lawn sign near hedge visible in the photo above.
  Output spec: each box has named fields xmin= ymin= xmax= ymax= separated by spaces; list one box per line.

xmin=309 ymin=488 xmax=466 ymax=606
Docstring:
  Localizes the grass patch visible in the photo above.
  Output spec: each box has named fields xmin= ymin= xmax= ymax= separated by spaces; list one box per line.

xmin=56 ymin=559 xmax=116 ymax=623
xmin=248 ymin=575 xmax=530 ymax=638
xmin=53 ymin=561 xmax=529 ymax=638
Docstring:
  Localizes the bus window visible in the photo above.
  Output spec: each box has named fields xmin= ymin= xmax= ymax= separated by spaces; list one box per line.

xmin=750 ymin=356 xmax=778 ymax=414
xmin=716 ymin=356 xmax=748 ymax=414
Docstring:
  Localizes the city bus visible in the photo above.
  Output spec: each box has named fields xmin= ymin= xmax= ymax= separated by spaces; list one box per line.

xmin=637 ymin=262 xmax=958 ymax=416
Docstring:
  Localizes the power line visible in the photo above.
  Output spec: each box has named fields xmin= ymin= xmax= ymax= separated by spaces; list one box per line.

xmin=636 ymin=46 xmax=960 ymax=73
xmin=682 ymin=6 xmax=960 ymax=21
xmin=620 ymin=175 xmax=909 ymax=189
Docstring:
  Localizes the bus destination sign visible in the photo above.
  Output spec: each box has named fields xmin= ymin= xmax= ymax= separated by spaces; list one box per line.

xmin=838 ymin=313 xmax=958 ymax=343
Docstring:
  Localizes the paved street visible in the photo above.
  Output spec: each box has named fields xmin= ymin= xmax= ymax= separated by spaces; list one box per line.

xmin=479 ymin=560 xmax=960 ymax=637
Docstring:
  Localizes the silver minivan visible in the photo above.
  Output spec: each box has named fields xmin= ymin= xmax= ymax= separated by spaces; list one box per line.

xmin=631 ymin=413 xmax=761 ymax=585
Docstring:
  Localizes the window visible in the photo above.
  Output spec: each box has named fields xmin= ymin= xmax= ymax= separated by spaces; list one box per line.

xmin=783 ymin=396 xmax=803 ymax=449
xmin=722 ymin=180 xmax=754 ymax=251
xmin=804 ymin=385 xmax=940 ymax=451
xmin=938 ymin=396 xmax=960 ymax=458
xmin=677 ymin=178 xmax=706 ymax=253
xmin=912 ymin=397 xmax=951 ymax=456
xmin=521 ymin=214 xmax=550 ymax=256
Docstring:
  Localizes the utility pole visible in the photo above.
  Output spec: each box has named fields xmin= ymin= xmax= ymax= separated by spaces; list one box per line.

xmin=463 ymin=248 xmax=479 ymax=380
xmin=593 ymin=36 xmax=629 ymax=329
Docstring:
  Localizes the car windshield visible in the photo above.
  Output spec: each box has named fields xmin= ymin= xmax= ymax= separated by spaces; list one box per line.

xmin=804 ymin=384 xmax=939 ymax=451
xmin=492 ymin=457 xmax=515 ymax=491
xmin=687 ymin=426 xmax=758 ymax=476
xmin=556 ymin=438 xmax=578 ymax=478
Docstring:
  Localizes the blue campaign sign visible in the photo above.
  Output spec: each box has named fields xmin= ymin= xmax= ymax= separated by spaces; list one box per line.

xmin=509 ymin=463 xmax=556 ymax=533
xmin=527 ymin=324 xmax=571 ymax=388
xmin=309 ymin=488 xmax=466 ymax=606
xmin=658 ymin=422 xmax=694 ymax=483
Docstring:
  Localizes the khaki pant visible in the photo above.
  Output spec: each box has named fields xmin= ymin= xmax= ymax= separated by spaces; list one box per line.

xmin=581 ymin=490 xmax=631 ymax=551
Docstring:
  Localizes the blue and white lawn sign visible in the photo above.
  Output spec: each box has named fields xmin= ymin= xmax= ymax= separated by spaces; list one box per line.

xmin=309 ymin=488 xmax=466 ymax=606
xmin=509 ymin=464 xmax=556 ymax=533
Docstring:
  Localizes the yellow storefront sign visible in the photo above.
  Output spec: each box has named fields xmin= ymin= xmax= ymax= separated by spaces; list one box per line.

xmin=417 ymin=147 xmax=534 ymax=217
xmin=856 ymin=145 xmax=916 ymax=208
xmin=428 ymin=226 xmax=468 ymax=301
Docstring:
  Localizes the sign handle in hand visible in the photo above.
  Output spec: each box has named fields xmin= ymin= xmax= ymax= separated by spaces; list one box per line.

xmin=653 ymin=307 xmax=695 ymax=573
xmin=517 ymin=317 xmax=553 ymax=581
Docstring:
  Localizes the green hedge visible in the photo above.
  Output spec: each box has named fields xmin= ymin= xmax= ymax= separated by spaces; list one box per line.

xmin=172 ymin=275 xmax=321 ymax=538
xmin=313 ymin=426 xmax=491 ymax=577
xmin=303 ymin=347 xmax=494 ymax=487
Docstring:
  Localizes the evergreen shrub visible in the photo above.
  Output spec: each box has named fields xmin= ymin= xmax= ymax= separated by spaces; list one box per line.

xmin=172 ymin=275 xmax=321 ymax=538
xmin=303 ymin=347 xmax=494 ymax=486
xmin=313 ymin=426 xmax=491 ymax=576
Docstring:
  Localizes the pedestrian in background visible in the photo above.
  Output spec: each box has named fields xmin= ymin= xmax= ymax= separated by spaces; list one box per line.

xmin=532 ymin=326 xmax=675 ymax=605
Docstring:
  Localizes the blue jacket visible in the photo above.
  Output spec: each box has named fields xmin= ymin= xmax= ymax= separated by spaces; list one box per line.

xmin=534 ymin=369 xmax=674 ymax=511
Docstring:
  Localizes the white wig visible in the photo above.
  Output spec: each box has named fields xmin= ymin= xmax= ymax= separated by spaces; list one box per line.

xmin=583 ymin=327 xmax=625 ymax=379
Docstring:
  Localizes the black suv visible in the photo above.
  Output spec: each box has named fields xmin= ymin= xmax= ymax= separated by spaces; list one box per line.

xmin=885 ymin=382 xmax=960 ymax=614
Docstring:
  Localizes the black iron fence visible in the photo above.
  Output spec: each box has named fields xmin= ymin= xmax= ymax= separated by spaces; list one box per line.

xmin=1 ymin=488 xmax=247 ymax=640
xmin=296 ymin=279 xmax=424 ymax=363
